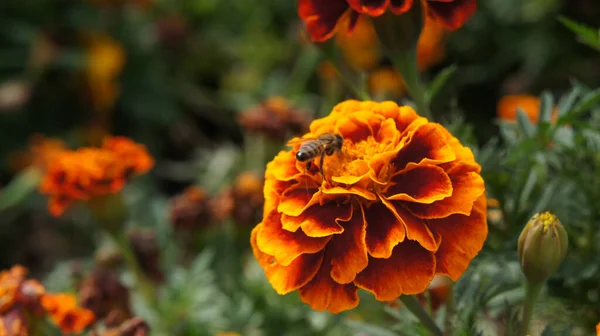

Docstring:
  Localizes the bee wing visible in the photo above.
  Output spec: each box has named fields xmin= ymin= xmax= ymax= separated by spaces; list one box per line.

xmin=286 ymin=136 xmax=316 ymax=146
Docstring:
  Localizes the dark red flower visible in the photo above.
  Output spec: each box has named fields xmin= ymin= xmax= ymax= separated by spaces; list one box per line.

xmin=299 ymin=0 xmax=476 ymax=42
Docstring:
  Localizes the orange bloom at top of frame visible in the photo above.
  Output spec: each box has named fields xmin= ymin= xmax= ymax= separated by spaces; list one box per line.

xmin=251 ymin=100 xmax=487 ymax=313
xmin=39 ymin=136 xmax=154 ymax=216
xmin=299 ymin=0 xmax=476 ymax=42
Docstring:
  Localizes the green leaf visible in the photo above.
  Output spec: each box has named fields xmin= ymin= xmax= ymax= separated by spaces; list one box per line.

xmin=425 ymin=64 xmax=457 ymax=103
xmin=538 ymin=91 xmax=554 ymax=125
xmin=516 ymin=108 xmax=536 ymax=138
xmin=0 ymin=167 xmax=42 ymax=212
xmin=569 ymin=88 xmax=600 ymax=117
xmin=558 ymin=16 xmax=600 ymax=52
xmin=557 ymin=85 xmax=581 ymax=118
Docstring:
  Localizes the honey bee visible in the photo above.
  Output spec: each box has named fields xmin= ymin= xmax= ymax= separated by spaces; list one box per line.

xmin=288 ymin=133 xmax=343 ymax=181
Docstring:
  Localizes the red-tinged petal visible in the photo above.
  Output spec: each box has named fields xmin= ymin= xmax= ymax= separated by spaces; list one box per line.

xmin=427 ymin=0 xmax=477 ymax=31
xmin=256 ymin=211 xmax=330 ymax=266
xmin=404 ymin=167 xmax=485 ymax=219
xmin=299 ymin=249 xmax=360 ymax=314
xmin=386 ymin=164 xmax=452 ymax=203
xmin=269 ymin=151 xmax=304 ymax=181
xmin=263 ymin=177 xmax=293 ymax=217
xmin=281 ymin=202 xmax=351 ymax=237
xmin=390 ymin=0 xmax=414 ymax=14
xmin=348 ymin=0 xmax=389 ymax=16
xmin=437 ymin=126 xmax=481 ymax=174
xmin=354 ymin=240 xmax=436 ymax=301
xmin=364 ymin=201 xmax=405 ymax=258
xmin=377 ymin=103 xmax=422 ymax=133
xmin=336 ymin=110 xmax=384 ymax=143
xmin=277 ymin=187 xmax=320 ymax=216
xmin=330 ymin=204 xmax=368 ymax=284
xmin=375 ymin=118 xmax=400 ymax=145
xmin=323 ymin=186 xmax=377 ymax=200
xmin=332 ymin=160 xmax=370 ymax=184
xmin=299 ymin=0 xmax=350 ymax=42
xmin=383 ymin=199 xmax=439 ymax=251
xmin=251 ymin=226 xmax=324 ymax=294
xmin=429 ymin=195 xmax=487 ymax=280
xmin=393 ymin=123 xmax=456 ymax=170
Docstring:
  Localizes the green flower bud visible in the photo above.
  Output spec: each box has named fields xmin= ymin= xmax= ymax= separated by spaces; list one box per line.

xmin=517 ymin=212 xmax=568 ymax=284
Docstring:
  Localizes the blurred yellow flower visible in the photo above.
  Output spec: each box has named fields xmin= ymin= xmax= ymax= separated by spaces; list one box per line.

xmin=84 ymin=34 xmax=126 ymax=113
xmin=335 ymin=17 xmax=380 ymax=71
xmin=368 ymin=67 xmax=406 ymax=99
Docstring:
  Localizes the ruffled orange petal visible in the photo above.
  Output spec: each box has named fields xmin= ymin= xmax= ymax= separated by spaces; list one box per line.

xmin=347 ymin=0 xmax=388 ymax=16
xmin=281 ymin=202 xmax=351 ymax=236
xmin=251 ymin=226 xmax=324 ymax=294
xmin=336 ymin=110 xmax=385 ymax=143
xmin=374 ymin=118 xmax=400 ymax=145
xmin=383 ymin=199 xmax=439 ymax=251
xmin=364 ymin=201 xmax=405 ymax=258
xmin=270 ymin=151 xmax=303 ymax=181
xmin=393 ymin=123 xmax=456 ymax=170
xmin=427 ymin=0 xmax=477 ymax=31
xmin=404 ymin=164 xmax=484 ymax=219
xmin=355 ymin=240 xmax=436 ymax=301
xmin=277 ymin=187 xmax=321 ymax=216
xmin=299 ymin=250 xmax=360 ymax=313
xmin=378 ymin=103 xmax=421 ymax=132
xmin=322 ymin=185 xmax=377 ymax=200
xmin=390 ymin=0 xmax=413 ymax=14
xmin=386 ymin=164 xmax=452 ymax=203
xmin=332 ymin=160 xmax=370 ymax=185
xmin=428 ymin=195 xmax=487 ymax=280
xmin=256 ymin=211 xmax=330 ymax=266
xmin=329 ymin=204 xmax=368 ymax=284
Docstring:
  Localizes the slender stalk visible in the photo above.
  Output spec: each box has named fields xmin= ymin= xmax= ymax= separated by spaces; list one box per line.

xmin=394 ymin=47 xmax=432 ymax=120
xmin=110 ymin=231 xmax=157 ymax=306
xmin=400 ymin=295 xmax=443 ymax=336
xmin=444 ymin=282 xmax=456 ymax=335
xmin=518 ymin=282 xmax=542 ymax=336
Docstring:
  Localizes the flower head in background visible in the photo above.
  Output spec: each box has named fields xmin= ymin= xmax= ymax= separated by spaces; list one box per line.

xmin=0 ymin=265 xmax=94 ymax=335
xmin=237 ymin=97 xmax=311 ymax=141
xmin=251 ymin=100 xmax=487 ymax=313
xmin=497 ymin=94 xmax=558 ymax=123
xmin=7 ymin=135 xmax=67 ymax=173
xmin=42 ymin=293 xmax=95 ymax=334
xmin=212 ymin=171 xmax=265 ymax=227
xmin=84 ymin=33 xmax=126 ymax=113
xmin=169 ymin=186 xmax=214 ymax=231
xmin=39 ymin=136 xmax=153 ymax=216
xmin=299 ymin=0 xmax=476 ymax=42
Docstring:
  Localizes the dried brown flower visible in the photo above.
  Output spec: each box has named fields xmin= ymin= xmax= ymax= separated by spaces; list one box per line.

xmin=237 ymin=97 xmax=310 ymax=140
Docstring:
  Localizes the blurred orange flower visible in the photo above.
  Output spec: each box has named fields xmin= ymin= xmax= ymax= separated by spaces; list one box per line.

xmin=251 ymin=100 xmax=487 ymax=313
xmin=497 ymin=94 xmax=558 ymax=123
xmin=42 ymin=293 xmax=95 ymax=334
xmin=170 ymin=186 xmax=214 ymax=230
xmin=0 ymin=265 xmax=94 ymax=335
xmin=38 ymin=136 xmax=153 ymax=216
xmin=416 ymin=17 xmax=446 ymax=72
xmin=7 ymin=135 xmax=67 ymax=173
xmin=335 ymin=17 xmax=380 ymax=71
xmin=368 ymin=67 xmax=405 ymax=99
xmin=237 ymin=97 xmax=311 ymax=141
xmin=596 ymin=322 xmax=599 ymax=336
xmin=299 ymin=0 xmax=475 ymax=42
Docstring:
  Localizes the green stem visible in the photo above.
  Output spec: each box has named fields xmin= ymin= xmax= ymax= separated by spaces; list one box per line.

xmin=394 ymin=47 xmax=432 ymax=120
xmin=444 ymin=282 xmax=455 ymax=335
xmin=110 ymin=231 xmax=157 ymax=306
xmin=518 ymin=282 xmax=542 ymax=336
xmin=400 ymin=295 xmax=443 ymax=336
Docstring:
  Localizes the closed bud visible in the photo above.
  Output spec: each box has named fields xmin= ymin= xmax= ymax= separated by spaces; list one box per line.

xmin=517 ymin=212 xmax=568 ymax=284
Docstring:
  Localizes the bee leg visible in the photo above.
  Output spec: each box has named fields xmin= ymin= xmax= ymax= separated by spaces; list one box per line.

xmin=319 ymin=150 xmax=328 ymax=185
xmin=305 ymin=162 xmax=312 ymax=172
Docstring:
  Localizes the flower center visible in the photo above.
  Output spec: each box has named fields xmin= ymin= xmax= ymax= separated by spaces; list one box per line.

xmin=322 ymin=136 xmax=391 ymax=182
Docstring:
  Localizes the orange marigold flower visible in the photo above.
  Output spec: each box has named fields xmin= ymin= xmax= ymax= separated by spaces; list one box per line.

xmin=299 ymin=0 xmax=475 ymax=42
xmin=0 ymin=266 xmax=48 ymax=335
xmin=416 ymin=17 xmax=447 ymax=72
xmin=42 ymin=293 xmax=95 ymax=334
xmin=38 ymin=136 xmax=153 ymax=216
xmin=335 ymin=16 xmax=380 ymax=71
xmin=497 ymin=94 xmax=558 ymax=124
xmin=596 ymin=322 xmax=599 ymax=336
xmin=251 ymin=100 xmax=487 ymax=313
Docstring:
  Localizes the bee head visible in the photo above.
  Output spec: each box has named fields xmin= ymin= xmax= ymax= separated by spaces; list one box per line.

xmin=296 ymin=151 xmax=311 ymax=162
